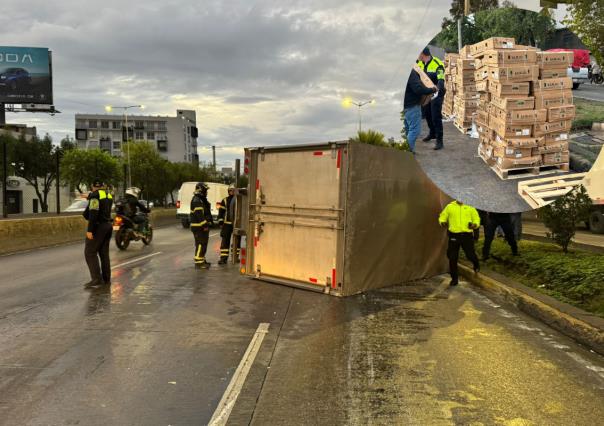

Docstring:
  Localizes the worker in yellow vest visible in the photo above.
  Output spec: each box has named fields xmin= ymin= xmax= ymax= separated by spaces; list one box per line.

xmin=438 ymin=200 xmax=480 ymax=286
xmin=417 ymin=47 xmax=446 ymax=150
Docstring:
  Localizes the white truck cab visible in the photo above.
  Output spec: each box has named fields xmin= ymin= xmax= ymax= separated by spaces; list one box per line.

xmin=176 ymin=182 xmax=229 ymax=228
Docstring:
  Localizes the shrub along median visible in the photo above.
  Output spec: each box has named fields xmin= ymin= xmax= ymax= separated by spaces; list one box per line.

xmin=465 ymin=238 xmax=604 ymax=317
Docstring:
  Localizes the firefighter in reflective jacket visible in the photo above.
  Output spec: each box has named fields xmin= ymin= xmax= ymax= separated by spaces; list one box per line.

xmin=190 ymin=182 xmax=213 ymax=269
xmin=417 ymin=47 xmax=446 ymax=150
xmin=217 ymin=186 xmax=236 ymax=264
xmin=438 ymin=200 xmax=481 ymax=286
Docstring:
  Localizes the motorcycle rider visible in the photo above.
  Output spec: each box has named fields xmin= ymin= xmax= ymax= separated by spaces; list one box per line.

xmin=217 ymin=185 xmax=236 ymax=264
xmin=590 ymin=59 xmax=602 ymax=84
xmin=116 ymin=187 xmax=150 ymax=234
xmin=190 ymin=182 xmax=213 ymax=269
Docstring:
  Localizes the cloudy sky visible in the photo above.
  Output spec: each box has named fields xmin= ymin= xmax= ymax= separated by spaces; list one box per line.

xmin=1 ymin=0 xmax=547 ymax=168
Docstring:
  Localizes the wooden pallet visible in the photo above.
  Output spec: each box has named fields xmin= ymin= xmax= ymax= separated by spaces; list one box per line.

xmin=492 ymin=162 xmax=569 ymax=180
xmin=453 ymin=121 xmax=472 ymax=134
xmin=518 ymin=172 xmax=588 ymax=209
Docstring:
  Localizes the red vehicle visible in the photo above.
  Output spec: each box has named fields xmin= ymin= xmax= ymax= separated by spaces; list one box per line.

xmin=547 ymin=48 xmax=590 ymax=89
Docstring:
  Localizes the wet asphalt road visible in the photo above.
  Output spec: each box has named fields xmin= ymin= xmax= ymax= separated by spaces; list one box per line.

xmin=1 ymin=225 xmax=603 ymax=425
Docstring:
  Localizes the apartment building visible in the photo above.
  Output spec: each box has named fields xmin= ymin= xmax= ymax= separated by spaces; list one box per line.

xmin=74 ymin=109 xmax=199 ymax=164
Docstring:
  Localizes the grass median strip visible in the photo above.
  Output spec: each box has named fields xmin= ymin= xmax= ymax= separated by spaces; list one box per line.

xmin=464 ymin=238 xmax=604 ymax=317
xmin=573 ymin=97 xmax=604 ymax=130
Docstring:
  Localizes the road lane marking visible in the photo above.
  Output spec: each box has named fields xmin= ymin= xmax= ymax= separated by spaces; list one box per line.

xmin=111 ymin=252 xmax=163 ymax=269
xmin=209 ymin=323 xmax=270 ymax=426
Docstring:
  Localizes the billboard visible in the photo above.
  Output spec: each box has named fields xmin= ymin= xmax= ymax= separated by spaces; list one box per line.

xmin=0 ymin=46 xmax=52 ymax=104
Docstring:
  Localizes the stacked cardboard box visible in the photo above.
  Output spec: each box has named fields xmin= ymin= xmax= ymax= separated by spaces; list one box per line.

xmin=452 ymin=55 xmax=478 ymax=131
xmin=443 ymin=53 xmax=458 ymax=118
xmin=444 ymin=36 xmax=575 ymax=177
xmin=534 ymin=51 xmax=575 ymax=166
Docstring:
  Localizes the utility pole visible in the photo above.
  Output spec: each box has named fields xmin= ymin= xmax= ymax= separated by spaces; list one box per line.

xmin=55 ymin=149 xmax=61 ymax=214
xmin=1 ymin=103 xmax=7 ymax=218
xmin=235 ymin=159 xmax=240 ymax=187
xmin=458 ymin=0 xmax=471 ymax=53
xmin=212 ymin=145 xmax=216 ymax=172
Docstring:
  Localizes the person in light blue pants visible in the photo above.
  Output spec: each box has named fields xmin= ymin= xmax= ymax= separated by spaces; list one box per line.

xmin=403 ymin=69 xmax=436 ymax=153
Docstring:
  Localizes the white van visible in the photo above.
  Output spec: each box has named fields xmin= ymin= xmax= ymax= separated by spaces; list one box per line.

xmin=176 ymin=182 xmax=229 ymax=228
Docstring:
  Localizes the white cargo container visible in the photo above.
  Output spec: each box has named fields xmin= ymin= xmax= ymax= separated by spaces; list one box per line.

xmin=241 ymin=141 xmax=450 ymax=296
xmin=176 ymin=182 xmax=229 ymax=228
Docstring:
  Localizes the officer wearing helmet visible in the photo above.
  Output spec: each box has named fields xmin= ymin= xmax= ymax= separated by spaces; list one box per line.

xmin=190 ymin=182 xmax=213 ymax=268
xmin=117 ymin=187 xmax=150 ymax=233
xmin=217 ymin=185 xmax=236 ymax=264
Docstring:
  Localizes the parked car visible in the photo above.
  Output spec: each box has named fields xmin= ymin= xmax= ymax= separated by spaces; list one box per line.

xmin=0 ymin=67 xmax=32 ymax=90
xmin=547 ymin=48 xmax=590 ymax=90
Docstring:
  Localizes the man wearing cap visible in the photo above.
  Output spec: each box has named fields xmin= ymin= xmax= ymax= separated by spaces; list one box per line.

xmin=83 ymin=179 xmax=114 ymax=288
xmin=417 ymin=47 xmax=446 ymax=150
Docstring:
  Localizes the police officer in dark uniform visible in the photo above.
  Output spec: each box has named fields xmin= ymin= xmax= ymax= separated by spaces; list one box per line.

xmin=83 ymin=179 xmax=114 ymax=288
xmin=190 ymin=182 xmax=213 ymax=269
xmin=217 ymin=186 xmax=235 ymax=264
xmin=482 ymin=212 xmax=519 ymax=260
xmin=417 ymin=47 xmax=446 ymax=150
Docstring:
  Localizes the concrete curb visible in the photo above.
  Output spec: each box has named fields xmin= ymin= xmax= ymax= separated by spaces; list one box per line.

xmin=459 ymin=263 xmax=604 ymax=356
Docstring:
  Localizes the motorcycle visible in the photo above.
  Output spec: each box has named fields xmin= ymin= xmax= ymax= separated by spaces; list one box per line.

xmin=113 ymin=212 xmax=153 ymax=250
xmin=589 ymin=66 xmax=603 ymax=85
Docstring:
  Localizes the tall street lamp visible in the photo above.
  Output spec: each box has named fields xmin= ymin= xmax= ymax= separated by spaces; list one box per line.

xmin=105 ymin=104 xmax=144 ymax=188
xmin=342 ymin=98 xmax=375 ymax=132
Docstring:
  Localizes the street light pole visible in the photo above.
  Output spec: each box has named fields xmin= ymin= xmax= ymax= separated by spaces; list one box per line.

xmin=345 ymin=99 xmax=375 ymax=133
xmin=105 ymin=104 xmax=143 ymax=188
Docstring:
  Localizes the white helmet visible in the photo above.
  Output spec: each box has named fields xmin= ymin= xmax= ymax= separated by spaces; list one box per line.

xmin=126 ymin=187 xmax=141 ymax=198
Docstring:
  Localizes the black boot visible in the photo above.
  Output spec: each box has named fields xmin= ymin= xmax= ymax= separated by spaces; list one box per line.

xmin=449 ymin=279 xmax=458 ymax=286
xmin=84 ymin=279 xmax=103 ymax=288
xmin=218 ymin=258 xmax=227 ymax=265
xmin=433 ymin=138 xmax=443 ymax=150
xmin=422 ymin=134 xmax=435 ymax=142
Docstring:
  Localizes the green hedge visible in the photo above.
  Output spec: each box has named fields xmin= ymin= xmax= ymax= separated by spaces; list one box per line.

xmin=468 ymin=239 xmax=604 ymax=317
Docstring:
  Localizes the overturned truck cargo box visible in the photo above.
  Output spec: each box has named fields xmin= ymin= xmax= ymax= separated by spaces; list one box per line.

xmin=243 ymin=141 xmax=449 ymax=296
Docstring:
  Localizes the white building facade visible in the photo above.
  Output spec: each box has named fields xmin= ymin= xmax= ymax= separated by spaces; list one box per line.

xmin=74 ymin=109 xmax=199 ymax=164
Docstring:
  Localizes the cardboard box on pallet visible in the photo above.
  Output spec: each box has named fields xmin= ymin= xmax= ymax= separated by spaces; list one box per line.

xmin=491 ymin=107 xmax=547 ymax=124
xmin=493 ymin=135 xmax=541 ymax=149
xmin=470 ymin=37 xmax=515 ymax=56
xmin=547 ymin=104 xmax=575 ymax=121
xmin=545 ymin=131 xmax=570 ymax=144
xmin=533 ymin=77 xmax=573 ymax=92
xmin=537 ymin=51 xmax=574 ymax=68
xmin=488 ymin=65 xmax=540 ymax=82
xmin=496 ymin=155 xmax=541 ymax=169
xmin=543 ymin=151 xmax=569 ymax=165
xmin=533 ymin=89 xmax=573 ymax=109
xmin=492 ymin=142 xmax=534 ymax=159
xmin=489 ymin=81 xmax=531 ymax=96
xmin=534 ymin=120 xmax=572 ymax=136
xmin=482 ymin=49 xmax=538 ymax=65
xmin=490 ymin=95 xmax=535 ymax=111
xmin=540 ymin=67 xmax=568 ymax=79
xmin=489 ymin=115 xmax=533 ymax=137
xmin=538 ymin=141 xmax=569 ymax=153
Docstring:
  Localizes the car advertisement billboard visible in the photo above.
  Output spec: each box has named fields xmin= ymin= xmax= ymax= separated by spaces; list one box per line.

xmin=0 ymin=46 xmax=52 ymax=104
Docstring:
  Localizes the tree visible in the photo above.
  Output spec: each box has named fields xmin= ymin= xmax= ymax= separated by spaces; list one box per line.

xmin=60 ymin=136 xmax=76 ymax=151
xmin=563 ymin=0 xmax=604 ymax=65
xmin=11 ymin=134 xmax=58 ymax=212
xmin=445 ymin=0 xmax=499 ymax=23
xmin=61 ymin=148 xmax=122 ymax=193
xmin=433 ymin=5 xmax=556 ymax=52
xmin=538 ymin=185 xmax=592 ymax=253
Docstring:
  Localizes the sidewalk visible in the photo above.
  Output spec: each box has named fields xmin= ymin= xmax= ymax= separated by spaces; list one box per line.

xmin=521 ymin=221 xmax=604 ymax=253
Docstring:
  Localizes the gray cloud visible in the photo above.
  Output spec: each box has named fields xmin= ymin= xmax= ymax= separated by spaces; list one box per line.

xmin=1 ymin=0 xmax=544 ymax=170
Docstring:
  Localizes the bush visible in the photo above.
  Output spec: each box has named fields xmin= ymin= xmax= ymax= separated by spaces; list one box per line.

xmin=474 ymin=238 xmax=604 ymax=317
